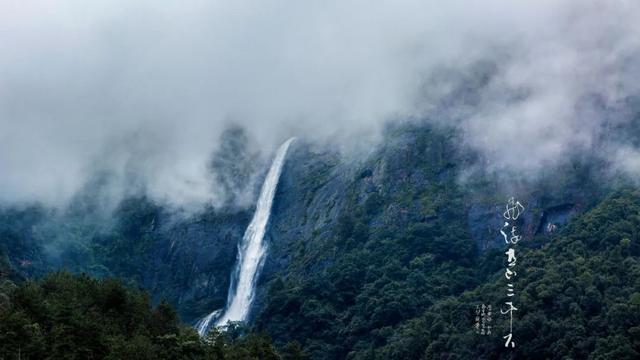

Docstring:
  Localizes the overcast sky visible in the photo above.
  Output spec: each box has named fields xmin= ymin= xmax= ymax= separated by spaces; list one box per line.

xmin=1 ymin=0 xmax=639 ymax=209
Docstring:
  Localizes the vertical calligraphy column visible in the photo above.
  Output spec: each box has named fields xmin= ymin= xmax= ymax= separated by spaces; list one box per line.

xmin=500 ymin=197 xmax=524 ymax=348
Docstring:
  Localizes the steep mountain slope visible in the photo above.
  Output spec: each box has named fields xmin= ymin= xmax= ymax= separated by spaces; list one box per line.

xmin=0 ymin=121 xmax=637 ymax=359
xmin=0 ymin=200 xmax=251 ymax=323
xmin=250 ymin=122 xmax=615 ymax=358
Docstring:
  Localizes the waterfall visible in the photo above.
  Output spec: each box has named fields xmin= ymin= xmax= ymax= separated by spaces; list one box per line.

xmin=196 ymin=138 xmax=294 ymax=335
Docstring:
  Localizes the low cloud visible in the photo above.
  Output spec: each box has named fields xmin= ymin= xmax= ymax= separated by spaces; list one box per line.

xmin=1 ymin=0 xmax=639 ymax=209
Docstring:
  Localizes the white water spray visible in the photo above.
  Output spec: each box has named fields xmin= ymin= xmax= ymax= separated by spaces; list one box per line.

xmin=196 ymin=138 xmax=294 ymax=335
xmin=195 ymin=309 xmax=221 ymax=336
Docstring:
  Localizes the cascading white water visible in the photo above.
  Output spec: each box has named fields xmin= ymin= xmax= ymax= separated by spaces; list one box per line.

xmin=195 ymin=309 xmax=221 ymax=336
xmin=195 ymin=138 xmax=294 ymax=335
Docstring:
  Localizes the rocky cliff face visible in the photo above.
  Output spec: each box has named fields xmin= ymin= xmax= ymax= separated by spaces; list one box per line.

xmin=252 ymin=122 xmax=607 ymax=324
xmin=143 ymin=209 xmax=250 ymax=322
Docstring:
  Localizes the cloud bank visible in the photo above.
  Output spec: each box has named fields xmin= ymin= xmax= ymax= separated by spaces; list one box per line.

xmin=1 ymin=0 xmax=639 ymax=209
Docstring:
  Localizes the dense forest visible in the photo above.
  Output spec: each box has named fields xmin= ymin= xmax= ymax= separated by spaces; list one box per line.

xmin=0 ymin=272 xmax=306 ymax=359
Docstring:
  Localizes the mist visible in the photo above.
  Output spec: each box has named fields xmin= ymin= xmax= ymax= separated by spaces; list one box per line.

xmin=1 ymin=0 xmax=639 ymax=210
